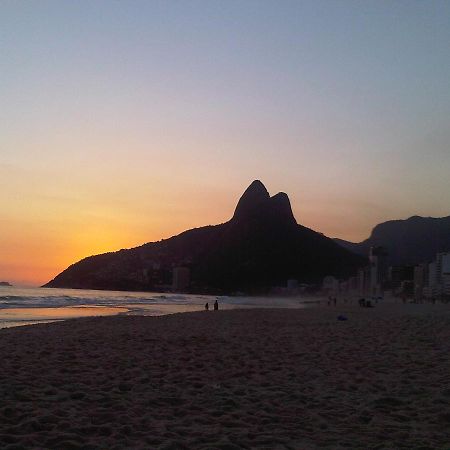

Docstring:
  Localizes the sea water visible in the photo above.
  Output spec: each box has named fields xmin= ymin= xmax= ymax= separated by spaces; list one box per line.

xmin=0 ymin=286 xmax=318 ymax=329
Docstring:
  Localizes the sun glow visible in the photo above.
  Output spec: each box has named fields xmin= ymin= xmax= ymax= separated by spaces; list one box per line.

xmin=1 ymin=1 xmax=449 ymax=285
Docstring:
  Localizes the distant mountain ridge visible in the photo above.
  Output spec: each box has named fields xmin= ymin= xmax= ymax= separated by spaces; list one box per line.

xmin=334 ymin=215 xmax=450 ymax=266
xmin=44 ymin=180 xmax=365 ymax=293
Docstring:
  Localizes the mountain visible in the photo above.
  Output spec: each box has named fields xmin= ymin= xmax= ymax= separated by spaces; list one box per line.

xmin=44 ymin=180 xmax=366 ymax=293
xmin=334 ymin=215 xmax=450 ymax=266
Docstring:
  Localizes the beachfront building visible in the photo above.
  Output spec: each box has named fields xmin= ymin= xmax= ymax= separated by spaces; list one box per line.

xmin=322 ymin=275 xmax=339 ymax=294
xmin=434 ymin=253 xmax=450 ymax=300
xmin=389 ymin=265 xmax=414 ymax=289
xmin=346 ymin=275 xmax=359 ymax=296
xmin=387 ymin=265 xmax=414 ymax=297
xmin=172 ymin=267 xmax=190 ymax=292
xmin=420 ymin=253 xmax=450 ymax=301
xmin=356 ymin=266 xmax=371 ymax=296
xmin=414 ymin=263 xmax=428 ymax=301
xmin=369 ymin=246 xmax=388 ymax=296
xmin=443 ymin=254 xmax=450 ymax=300
xmin=426 ymin=261 xmax=438 ymax=298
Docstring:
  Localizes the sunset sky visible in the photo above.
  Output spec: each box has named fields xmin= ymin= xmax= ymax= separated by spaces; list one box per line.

xmin=1 ymin=0 xmax=450 ymax=286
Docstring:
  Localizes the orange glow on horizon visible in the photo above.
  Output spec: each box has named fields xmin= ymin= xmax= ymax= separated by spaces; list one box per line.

xmin=1 ymin=175 xmax=442 ymax=287
xmin=1 ymin=203 xmax=371 ymax=287
xmin=2 ymin=2 xmax=450 ymax=287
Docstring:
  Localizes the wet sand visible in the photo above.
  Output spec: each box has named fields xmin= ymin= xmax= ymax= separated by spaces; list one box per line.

xmin=1 ymin=303 xmax=450 ymax=449
xmin=0 ymin=306 xmax=129 ymax=329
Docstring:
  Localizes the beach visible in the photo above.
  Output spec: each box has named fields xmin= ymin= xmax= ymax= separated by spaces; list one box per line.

xmin=0 ymin=286 xmax=312 ymax=329
xmin=1 ymin=303 xmax=450 ymax=449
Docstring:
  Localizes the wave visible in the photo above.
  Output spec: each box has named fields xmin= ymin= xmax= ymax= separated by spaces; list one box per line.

xmin=0 ymin=288 xmax=216 ymax=309
xmin=0 ymin=287 xmax=315 ymax=317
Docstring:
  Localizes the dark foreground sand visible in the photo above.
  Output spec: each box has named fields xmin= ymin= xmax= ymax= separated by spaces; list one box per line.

xmin=1 ymin=304 xmax=450 ymax=449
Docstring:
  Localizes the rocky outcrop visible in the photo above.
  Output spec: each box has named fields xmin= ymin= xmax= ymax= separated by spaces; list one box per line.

xmin=334 ymin=215 xmax=450 ymax=265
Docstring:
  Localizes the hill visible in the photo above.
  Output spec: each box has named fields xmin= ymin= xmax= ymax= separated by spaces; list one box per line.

xmin=334 ymin=215 xmax=450 ymax=266
xmin=44 ymin=181 xmax=366 ymax=293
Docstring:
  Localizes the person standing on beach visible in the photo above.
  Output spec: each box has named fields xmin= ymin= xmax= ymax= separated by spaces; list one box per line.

xmin=214 ymin=299 xmax=219 ymax=310
xmin=205 ymin=302 xmax=209 ymax=311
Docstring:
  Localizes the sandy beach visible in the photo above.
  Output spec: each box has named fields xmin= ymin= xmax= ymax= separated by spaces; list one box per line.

xmin=1 ymin=303 xmax=450 ymax=449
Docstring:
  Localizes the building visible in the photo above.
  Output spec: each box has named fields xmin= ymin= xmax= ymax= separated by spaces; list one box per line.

xmin=346 ymin=275 xmax=359 ymax=295
xmin=414 ymin=263 xmax=428 ymax=301
xmin=422 ymin=253 xmax=450 ymax=300
xmin=369 ymin=246 xmax=388 ymax=296
xmin=356 ymin=267 xmax=369 ymax=296
xmin=436 ymin=253 xmax=450 ymax=300
xmin=427 ymin=261 xmax=438 ymax=298
xmin=389 ymin=265 xmax=414 ymax=289
xmin=386 ymin=265 xmax=414 ymax=297
xmin=172 ymin=267 xmax=190 ymax=292
xmin=322 ymin=275 xmax=339 ymax=294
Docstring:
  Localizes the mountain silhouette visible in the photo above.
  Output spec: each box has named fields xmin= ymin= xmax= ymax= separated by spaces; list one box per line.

xmin=334 ymin=215 xmax=450 ymax=266
xmin=232 ymin=180 xmax=297 ymax=226
xmin=44 ymin=180 xmax=366 ymax=293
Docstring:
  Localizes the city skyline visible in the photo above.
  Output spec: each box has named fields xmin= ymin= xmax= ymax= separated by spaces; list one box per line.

xmin=1 ymin=1 xmax=450 ymax=285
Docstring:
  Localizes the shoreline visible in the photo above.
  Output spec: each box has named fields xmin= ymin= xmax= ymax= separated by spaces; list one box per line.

xmin=0 ymin=306 xmax=130 ymax=329
xmin=0 ymin=294 xmax=440 ymax=330
xmin=0 ymin=287 xmax=325 ymax=329
xmin=1 ymin=304 xmax=450 ymax=448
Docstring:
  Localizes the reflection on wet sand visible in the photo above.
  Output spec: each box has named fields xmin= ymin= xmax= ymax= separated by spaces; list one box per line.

xmin=0 ymin=306 xmax=129 ymax=328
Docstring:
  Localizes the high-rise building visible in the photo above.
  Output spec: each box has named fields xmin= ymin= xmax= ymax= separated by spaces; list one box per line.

xmin=414 ymin=263 xmax=428 ymax=301
xmin=389 ymin=265 xmax=414 ymax=288
xmin=427 ymin=261 xmax=438 ymax=298
xmin=369 ymin=246 xmax=388 ymax=296
xmin=172 ymin=267 xmax=190 ymax=292
xmin=424 ymin=253 xmax=450 ymax=300
xmin=322 ymin=275 xmax=339 ymax=294
xmin=437 ymin=253 xmax=450 ymax=299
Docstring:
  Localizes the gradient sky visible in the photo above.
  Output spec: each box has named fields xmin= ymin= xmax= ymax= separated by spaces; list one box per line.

xmin=1 ymin=0 xmax=450 ymax=286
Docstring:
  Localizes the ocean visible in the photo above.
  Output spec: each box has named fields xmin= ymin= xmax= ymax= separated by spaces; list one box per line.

xmin=0 ymin=286 xmax=317 ymax=329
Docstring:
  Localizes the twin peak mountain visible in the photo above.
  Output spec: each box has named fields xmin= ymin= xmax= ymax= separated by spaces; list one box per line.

xmin=44 ymin=180 xmax=365 ymax=293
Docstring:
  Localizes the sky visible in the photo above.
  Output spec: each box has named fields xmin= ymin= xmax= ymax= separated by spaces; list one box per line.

xmin=1 ymin=0 xmax=450 ymax=286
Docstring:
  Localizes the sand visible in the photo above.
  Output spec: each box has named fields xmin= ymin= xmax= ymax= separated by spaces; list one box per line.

xmin=0 ymin=306 xmax=130 ymax=329
xmin=1 ymin=303 xmax=450 ymax=449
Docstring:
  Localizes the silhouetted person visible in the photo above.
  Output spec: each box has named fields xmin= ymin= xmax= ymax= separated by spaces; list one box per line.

xmin=205 ymin=302 xmax=209 ymax=311
xmin=333 ymin=297 xmax=337 ymax=306
xmin=214 ymin=300 xmax=219 ymax=311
